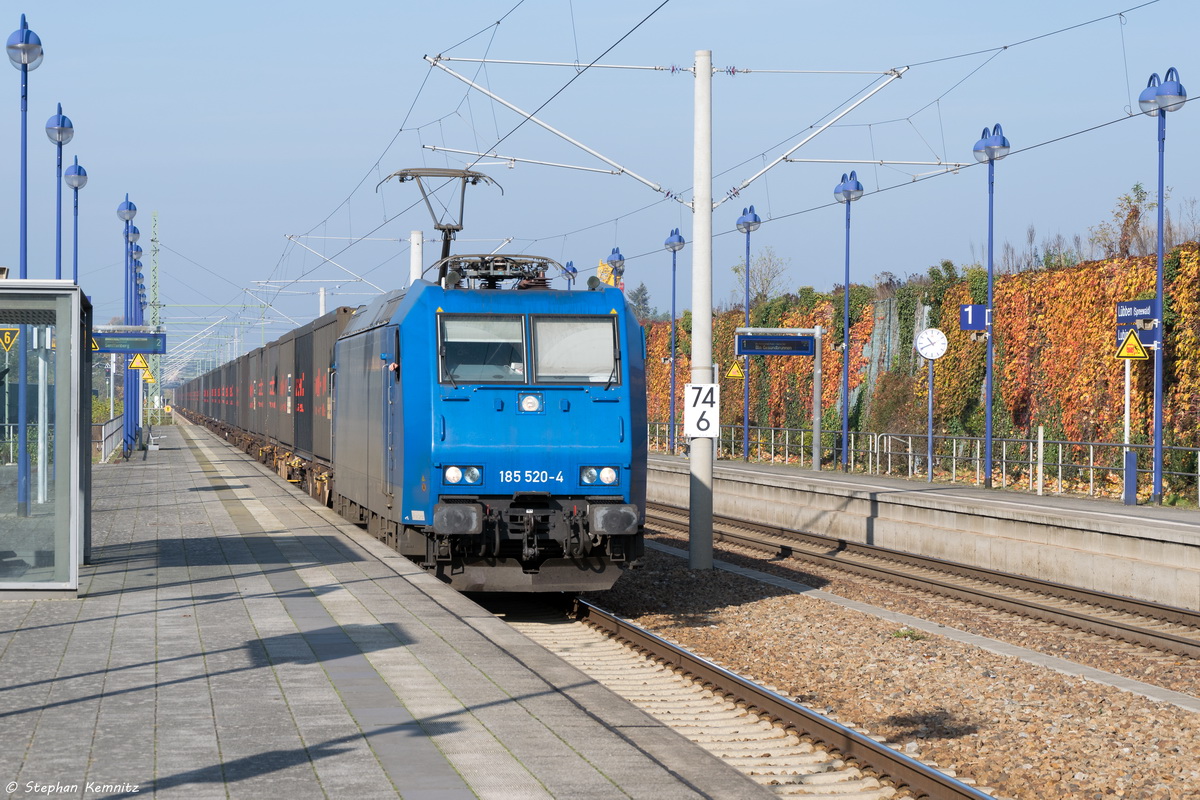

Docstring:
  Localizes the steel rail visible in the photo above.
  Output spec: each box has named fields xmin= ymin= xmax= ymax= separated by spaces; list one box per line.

xmin=646 ymin=502 xmax=1200 ymax=660
xmin=573 ymin=598 xmax=993 ymax=800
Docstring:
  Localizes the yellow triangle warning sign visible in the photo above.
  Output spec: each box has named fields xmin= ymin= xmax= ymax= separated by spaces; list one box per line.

xmin=725 ymin=361 xmax=745 ymax=380
xmin=1116 ymin=329 xmax=1150 ymax=360
xmin=143 ymin=370 xmax=156 ymax=383
xmin=128 ymin=353 xmax=150 ymax=370
xmin=91 ymin=337 xmax=99 ymax=351
xmin=0 ymin=328 xmax=17 ymax=353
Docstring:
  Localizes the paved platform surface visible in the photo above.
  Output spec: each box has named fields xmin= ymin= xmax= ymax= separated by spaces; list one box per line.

xmin=0 ymin=421 xmax=770 ymax=800
xmin=651 ymin=453 xmax=1200 ymax=535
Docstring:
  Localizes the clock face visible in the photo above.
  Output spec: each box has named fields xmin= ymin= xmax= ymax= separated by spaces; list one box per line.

xmin=915 ymin=328 xmax=948 ymax=360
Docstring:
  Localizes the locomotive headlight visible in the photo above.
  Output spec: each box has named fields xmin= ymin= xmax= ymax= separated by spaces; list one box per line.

xmin=580 ymin=467 xmax=598 ymax=485
xmin=462 ymin=466 xmax=481 ymax=485
xmin=519 ymin=393 xmax=541 ymax=413
xmin=599 ymin=467 xmax=618 ymax=485
xmin=444 ymin=466 xmax=463 ymax=484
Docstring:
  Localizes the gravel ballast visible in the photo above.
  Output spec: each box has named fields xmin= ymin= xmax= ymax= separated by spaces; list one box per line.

xmin=587 ymin=539 xmax=1200 ymax=800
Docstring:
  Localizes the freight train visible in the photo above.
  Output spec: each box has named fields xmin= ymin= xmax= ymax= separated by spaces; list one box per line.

xmin=177 ymin=251 xmax=647 ymax=592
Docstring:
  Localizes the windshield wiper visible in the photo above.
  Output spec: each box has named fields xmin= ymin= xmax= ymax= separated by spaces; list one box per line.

xmin=604 ymin=362 xmax=618 ymax=391
xmin=440 ymin=345 xmax=458 ymax=388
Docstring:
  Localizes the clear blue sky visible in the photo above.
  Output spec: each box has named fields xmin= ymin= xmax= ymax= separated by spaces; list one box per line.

xmin=1 ymin=1 xmax=1195 ymax=378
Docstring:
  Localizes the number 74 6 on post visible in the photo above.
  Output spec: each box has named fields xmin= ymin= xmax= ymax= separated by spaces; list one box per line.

xmin=683 ymin=383 xmax=720 ymax=438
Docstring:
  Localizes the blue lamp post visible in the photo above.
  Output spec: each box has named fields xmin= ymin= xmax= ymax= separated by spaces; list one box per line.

xmin=8 ymin=14 xmax=41 ymax=517
xmin=736 ymin=205 xmax=761 ymax=461
xmin=563 ymin=260 xmax=576 ymax=290
xmin=64 ymin=156 xmax=86 ymax=283
xmin=118 ymin=195 xmax=138 ymax=455
xmin=46 ymin=103 xmax=73 ymax=281
xmin=664 ymin=228 xmax=686 ymax=454
xmin=972 ymin=124 xmax=1010 ymax=489
xmin=8 ymin=14 xmax=41 ymax=280
xmin=834 ymin=171 xmax=863 ymax=471
xmin=607 ymin=247 xmax=625 ymax=288
xmin=1139 ymin=68 xmax=1187 ymax=503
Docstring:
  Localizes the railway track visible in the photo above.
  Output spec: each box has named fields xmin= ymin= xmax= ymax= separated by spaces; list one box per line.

xmin=498 ymin=598 xmax=997 ymax=800
xmin=646 ymin=501 xmax=1200 ymax=661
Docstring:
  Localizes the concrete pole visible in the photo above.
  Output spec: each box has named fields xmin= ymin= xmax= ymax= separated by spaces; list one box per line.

xmin=688 ymin=50 xmax=713 ymax=570
xmin=410 ymin=231 xmax=424 ymax=286
xmin=318 ymin=286 xmax=326 ymax=317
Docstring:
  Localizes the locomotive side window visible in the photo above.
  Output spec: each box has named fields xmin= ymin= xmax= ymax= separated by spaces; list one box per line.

xmin=532 ymin=316 xmax=620 ymax=385
xmin=439 ymin=314 xmax=526 ymax=383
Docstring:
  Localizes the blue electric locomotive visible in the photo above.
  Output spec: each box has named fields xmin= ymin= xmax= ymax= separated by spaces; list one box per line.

xmin=329 ymin=252 xmax=646 ymax=591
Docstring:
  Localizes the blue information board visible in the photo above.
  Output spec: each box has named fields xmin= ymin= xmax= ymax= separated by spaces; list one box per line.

xmin=1115 ymin=299 xmax=1159 ymax=346
xmin=959 ymin=304 xmax=986 ymax=331
xmin=735 ymin=334 xmax=815 ymax=357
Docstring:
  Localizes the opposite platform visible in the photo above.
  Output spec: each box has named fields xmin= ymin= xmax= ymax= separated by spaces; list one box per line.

xmin=0 ymin=421 xmax=769 ymax=800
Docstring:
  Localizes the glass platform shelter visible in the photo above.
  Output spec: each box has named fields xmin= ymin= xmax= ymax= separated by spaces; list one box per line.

xmin=0 ymin=281 xmax=91 ymax=590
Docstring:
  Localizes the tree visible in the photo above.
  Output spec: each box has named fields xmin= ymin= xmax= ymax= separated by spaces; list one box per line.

xmin=922 ymin=260 xmax=959 ymax=329
xmin=729 ymin=245 xmax=789 ymax=308
xmin=1089 ymin=183 xmax=1155 ymax=258
xmin=627 ymin=282 xmax=654 ymax=321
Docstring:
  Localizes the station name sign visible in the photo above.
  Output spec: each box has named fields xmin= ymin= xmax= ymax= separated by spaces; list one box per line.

xmin=1115 ymin=299 xmax=1159 ymax=346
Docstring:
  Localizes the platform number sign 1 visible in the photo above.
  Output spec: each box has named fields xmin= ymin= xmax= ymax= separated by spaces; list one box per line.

xmin=959 ymin=304 xmax=986 ymax=331
xmin=683 ymin=383 xmax=720 ymax=438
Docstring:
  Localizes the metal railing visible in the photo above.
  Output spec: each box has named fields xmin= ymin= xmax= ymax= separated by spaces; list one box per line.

xmin=92 ymin=417 xmax=124 ymax=462
xmin=1 ymin=422 xmax=63 ymax=466
xmin=1 ymin=423 xmax=14 ymax=465
xmin=648 ymin=422 xmax=1200 ymax=503
xmin=2 ymin=417 xmax=143 ymax=464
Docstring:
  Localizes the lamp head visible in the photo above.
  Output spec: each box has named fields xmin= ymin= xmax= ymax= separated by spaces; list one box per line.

xmin=45 ymin=103 xmax=73 ymax=145
xmin=7 ymin=15 xmax=42 ymax=71
xmin=664 ymin=227 xmax=685 ymax=252
xmin=607 ymin=246 xmax=625 ymax=274
xmin=972 ymin=126 xmax=991 ymax=163
xmin=1158 ymin=67 xmax=1187 ymax=112
xmin=130 ymin=245 xmax=143 ymax=262
xmin=974 ymin=124 xmax=1009 ymax=162
xmin=64 ymin=156 xmax=87 ymax=190
xmin=835 ymin=171 xmax=863 ymax=203
xmin=126 ymin=225 xmax=140 ymax=244
xmin=586 ymin=276 xmax=601 ymax=291
xmin=117 ymin=194 xmax=137 ymax=222
xmin=1139 ymin=73 xmax=1162 ymax=116
xmin=985 ymin=124 xmax=1010 ymax=160
xmin=736 ymin=204 xmax=761 ymax=233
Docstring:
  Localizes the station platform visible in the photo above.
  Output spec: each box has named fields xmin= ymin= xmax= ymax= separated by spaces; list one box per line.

xmin=0 ymin=421 xmax=769 ymax=800
xmin=649 ymin=454 xmax=1200 ymax=610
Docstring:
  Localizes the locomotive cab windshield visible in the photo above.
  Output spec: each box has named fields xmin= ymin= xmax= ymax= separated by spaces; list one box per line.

xmin=440 ymin=315 xmax=526 ymax=383
xmin=438 ymin=313 xmax=620 ymax=387
xmin=531 ymin=316 xmax=619 ymax=385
